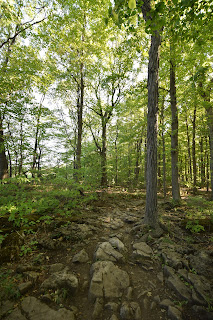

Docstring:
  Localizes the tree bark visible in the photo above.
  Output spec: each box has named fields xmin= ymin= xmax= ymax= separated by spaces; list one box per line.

xmin=143 ymin=32 xmax=161 ymax=226
xmin=170 ymin=52 xmax=180 ymax=201
xmin=100 ymin=121 xmax=107 ymax=187
xmin=192 ymin=105 xmax=197 ymax=193
xmin=185 ymin=114 xmax=192 ymax=181
xmin=0 ymin=115 xmax=9 ymax=179
xmin=75 ymin=63 xmax=84 ymax=180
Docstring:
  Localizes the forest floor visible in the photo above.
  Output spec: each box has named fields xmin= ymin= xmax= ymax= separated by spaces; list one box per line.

xmin=0 ymin=188 xmax=213 ymax=320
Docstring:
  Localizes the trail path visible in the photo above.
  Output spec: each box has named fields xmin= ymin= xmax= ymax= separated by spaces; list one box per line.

xmin=0 ymin=192 xmax=213 ymax=320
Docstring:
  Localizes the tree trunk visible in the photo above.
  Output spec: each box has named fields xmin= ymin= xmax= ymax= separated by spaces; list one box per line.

xmin=200 ymin=136 xmax=205 ymax=188
xmin=0 ymin=115 xmax=9 ymax=180
xmin=192 ymin=105 xmax=197 ymax=193
xmin=170 ymin=52 xmax=180 ymax=201
xmin=143 ymin=32 xmax=161 ymax=227
xmin=206 ymin=106 xmax=213 ymax=200
xmin=100 ymin=121 xmax=107 ymax=187
xmin=75 ymin=63 xmax=84 ymax=180
xmin=185 ymin=114 xmax=192 ymax=181
xmin=134 ymin=137 xmax=142 ymax=185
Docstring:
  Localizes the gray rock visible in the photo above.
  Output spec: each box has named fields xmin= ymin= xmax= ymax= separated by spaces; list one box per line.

xmin=5 ymin=308 xmax=27 ymax=320
xmin=105 ymin=302 xmax=119 ymax=313
xmin=187 ymin=272 xmax=212 ymax=303
xmin=94 ymin=242 xmax=124 ymax=262
xmin=89 ymin=261 xmax=129 ymax=301
xmin=109 ymin=315 xmax=119 ymax=320
xmin=21 ymin=296 xmax=75 ymax=320
xmin=41 ymin=270 xmax=78 ymax=293
xmin=163 ymin=265 xmax=176 ymax=278
xmin=18 ymin=281 xmax=33 ymax=294
xmin=166 ymin=275 xmax=191 ymax=301
xmin=177 ymin=269 xmax=188 ymax=282
xmin=126 ymin=287 xmax=133 ymax=300
xmin=167 ymin=306 xmax=182 ymax=320
xmin=72 ymin=249 xmax=89 ymax=263
xmin=92 ymin=298 xmax=103 ymax=319
xmin=49 ymin=263 xmax=65 ymax=273
xmin=159 ymin=299 xmax=175 ymax=310
xmin=192 ymin=305 xmax=213 ymax=320
xmin=133 ymin=242 xmax=153 ymax=256
xmin=0 ymin=301 xmax=14 ymax=318
xmin=108 ymin=237 xmax=125 ymax=252
xmin=188 ymin=251 xmax=213 ymax=276
xmin=161 ymin=250 xmax=182 ymax=270
xmin=120 ymin=301 xmax=141 ymax=320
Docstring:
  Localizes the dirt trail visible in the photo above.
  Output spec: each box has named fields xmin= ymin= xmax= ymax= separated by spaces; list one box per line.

xmin=0 ymin=192 xmax=213 ymax=320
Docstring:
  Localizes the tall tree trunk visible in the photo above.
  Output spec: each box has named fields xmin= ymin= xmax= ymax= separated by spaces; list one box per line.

xmin=185 ymin=114 xmax=192 ymax=181
xmin=100 ymin=121 xmax=107 ymax=187
xmin=134 ymin=137 xmax=142 ymax=185
xmin=18 ymin=122 xmax=23 ymax=175
xmin=206 ymin=106 xmax=213 ymax=200
xmin=114 ymin=126 xmax=118 ymax=185
xmin=170 ymin=50 xmax=180 ymax=201
xmin=200 ymin=136 xmax=205 ymax=188
xmin=75 ymin=63 xmax=84 ymax=181
xmin=192 ymin=105 xmax=197 ymax=193
xmin=143 ymin=32 xmax=161 ymax=226
xmin=0 ymin=115 xmax=9 ymax=180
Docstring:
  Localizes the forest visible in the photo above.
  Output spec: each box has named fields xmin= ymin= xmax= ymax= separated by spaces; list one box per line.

xmin=0 ymin=0 xmax=213 ymax=320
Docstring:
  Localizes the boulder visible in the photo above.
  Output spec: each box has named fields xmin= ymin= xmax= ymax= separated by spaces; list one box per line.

xmin=21 ymin=296 xmax=75 ymax=320
xmin=89 ymin=261 xmax=129 ymax=301
xmin=94 ymin=242 xmax=124 ymax=262
xmin=41 ymin=270 xmax=78 ymax=293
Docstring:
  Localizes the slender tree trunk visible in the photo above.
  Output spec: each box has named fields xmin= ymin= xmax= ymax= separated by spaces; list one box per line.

xmin=206 ymin=107 xmax=213 ymax=199
xmin=114 ymin=126 xmax=118 ymax=185
xmin=170 ymin=50 xmax=180 ymax=201
xmin=18 ymin=122 xmax=23 ymax=175
xmin=192 ymin=105 xmax=197 ymax=193
xmin=75 ymin=63 xmax=84 ymax=180
xmin=134 ymin=137 xmax=142 ymax=185
xmin=185 ymin=114 xmax=192 ymax=181
xmin=200 ymin=136 xmax=205 ymax=188
xmin=0 ymin=115 xmax=9 ymax=179
xmin=100 ymin=121 xmax=107 ymax=187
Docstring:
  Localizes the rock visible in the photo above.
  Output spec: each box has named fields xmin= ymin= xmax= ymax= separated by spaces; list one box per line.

xmin=72 ymin=249 xmax=89 ymax=263
xmin=5 ymin=308 xmax=27 ymax=320
xmin=168 ymin=306 xmax=182 ymax=320
xmin=105 ymin=302 xmax=119 ymax=313
xmin=21 ymin=296 xmax=75 ymax=320
xmin=92 ymin=298 xmax=103 ymax=319
xmin=0 ymin=301 xmax=14 ymax=318
xmin=108 ymin=237 xmax=125 ymax=252
xmin=166 ymin=274 xmax=191 ymax=301
xmin=157 ymin=272 xmax=164 ymax=283
xmin=177 ymin=269 xmax=188 ymax=282
xmin=133 ymin=242 xmax=153 ymax=257
xmin=192 ymin=305 xmax=213 ymax=320
xmin=89 ymin=261 xmax=129 ymax=301
xmin=49 ymin=263 xmax=65 ymax=273
xmin=18 ymin=281 xmax=33 ymax=294
xmin=94 ymin=242 xmax=124 ymax=262
xmin=159 ymin=299 xmax=175 ymax=310
xmin=188 ymin=251 xmax=213 ymax=277
xmin=126 ymin=287 xmax=133 ymax=300
xmin=163 ymin=265 xmax=176 ymax=278
xmin=109 ymin=315 xmax=119 ymax=320
xmin=187 ymin=272 xmax=212 ymax=303
xmin=41 ymin=270 xmax=78 ymax=293
xmin=161 ymin=250 xmax=182 ymax=270
xmin=120 ymin=301 xmax=141 ymax=320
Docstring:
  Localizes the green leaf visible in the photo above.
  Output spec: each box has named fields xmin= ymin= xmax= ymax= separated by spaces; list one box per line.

xmin=128 ymin=0 xmax=136 ymax=10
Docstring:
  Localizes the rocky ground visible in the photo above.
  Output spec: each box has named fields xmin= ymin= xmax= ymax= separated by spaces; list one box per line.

xmin=0 ymin=191 xmax=213 ymax=320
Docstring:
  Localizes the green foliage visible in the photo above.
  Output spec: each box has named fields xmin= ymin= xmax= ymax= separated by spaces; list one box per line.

xmin=19 ymin=240 xmax=38 ymax=256
xmin=0 ymin=269 xmax=21 ymax=300
xmin=186 ymin=220 xmax=205 ymax=233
